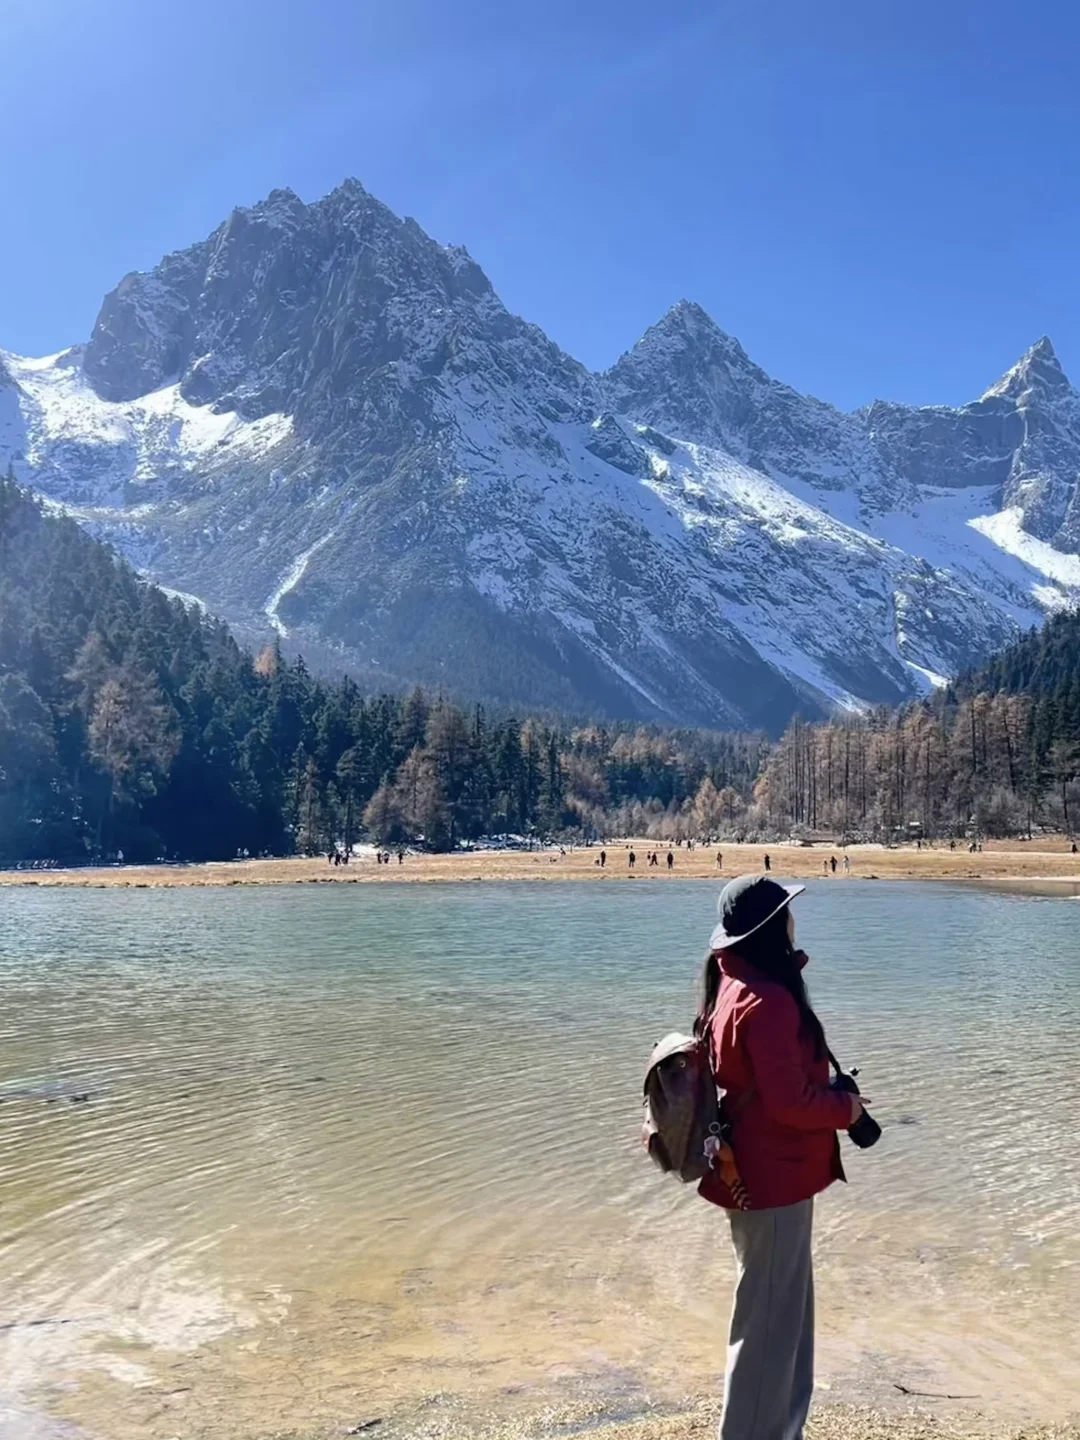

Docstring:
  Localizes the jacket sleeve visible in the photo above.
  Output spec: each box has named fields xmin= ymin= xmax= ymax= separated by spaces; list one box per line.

xmin=742 ymin=992 xmax=853 ymax=1131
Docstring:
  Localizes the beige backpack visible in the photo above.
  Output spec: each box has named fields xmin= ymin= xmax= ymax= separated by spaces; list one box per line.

xmin=641 ymin=1030 xmax=751 ymax=1206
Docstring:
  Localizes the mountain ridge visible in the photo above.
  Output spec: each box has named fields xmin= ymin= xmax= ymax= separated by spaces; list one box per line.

xmin=3 ymin=179 xmax=1080 ymax=732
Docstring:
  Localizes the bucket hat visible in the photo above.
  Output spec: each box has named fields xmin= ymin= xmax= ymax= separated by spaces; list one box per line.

xmin=709 ymin=874 xmax=805 ymax=952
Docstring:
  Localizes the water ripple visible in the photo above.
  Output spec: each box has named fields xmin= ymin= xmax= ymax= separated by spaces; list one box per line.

xmin=0 ymin=880 xmax=1077 ymax=1435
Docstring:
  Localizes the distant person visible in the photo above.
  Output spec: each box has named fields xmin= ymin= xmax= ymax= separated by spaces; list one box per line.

xmin=763 ymin=853 xmax=771 ymax=872
xmin=667 ymin=850 xmax=674 ymax=870
xmin=822 ymin=859 xmax=829 ymax=877
xmin=843 ymin=854 xmax=851 ymax=875
xmin=830 ymin=855 xmax=837 ymax=874
xmin=629 ymin=851 xmax=637 ymax=869
xmin=1072 ymin=842 xmax=1078 ymax=855
xmin=717 ymin=851 xmax=723 ymax=870
xmin=398 ymin=850 xmax=404 ymax=865
xmin=950 ymin=839 xmax=956 ymax=852
xmin=600 ymin=849 xmax=607 ymax=869
xmin=697 ymin=876 xmax=870 ymax=1440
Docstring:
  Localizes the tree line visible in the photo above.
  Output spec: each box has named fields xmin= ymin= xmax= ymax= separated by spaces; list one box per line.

xmin=0 ymin=477 xmax=762 ymax=863
xmin=3 ymin=476 xmax=1079 ymax=864
xmin=750 ymin=615 xmax=1080 ymax=841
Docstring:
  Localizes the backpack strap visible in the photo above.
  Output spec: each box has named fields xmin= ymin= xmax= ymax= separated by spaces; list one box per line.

xmin=703 ymin=1000 xmax=757 ymax=1118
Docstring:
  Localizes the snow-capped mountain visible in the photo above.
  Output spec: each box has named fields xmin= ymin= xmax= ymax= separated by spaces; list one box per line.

xmin=3 ymin=180 xmax=1079 ymax=730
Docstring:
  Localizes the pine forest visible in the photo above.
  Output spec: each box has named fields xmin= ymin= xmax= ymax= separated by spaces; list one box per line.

xmin=1 ymin=477 xmax=1078 ymax=866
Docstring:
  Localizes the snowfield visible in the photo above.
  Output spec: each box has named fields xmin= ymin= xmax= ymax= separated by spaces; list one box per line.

xmin=2 ymin=348 xmax=292 ymax=507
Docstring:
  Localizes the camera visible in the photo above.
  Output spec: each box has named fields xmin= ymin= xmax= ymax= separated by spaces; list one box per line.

xmin=830 ymin=1067 xmax=881 ymax=1149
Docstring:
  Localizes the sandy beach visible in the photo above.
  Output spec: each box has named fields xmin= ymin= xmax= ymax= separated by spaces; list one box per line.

xmin=4 ymin=838 xmax=1080 ymax=891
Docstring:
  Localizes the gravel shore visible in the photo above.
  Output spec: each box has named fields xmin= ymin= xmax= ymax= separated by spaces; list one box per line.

xmin=265 ymin=1400 xmax=1080 ymax=1440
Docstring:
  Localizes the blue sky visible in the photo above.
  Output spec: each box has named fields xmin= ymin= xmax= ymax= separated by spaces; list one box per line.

xmin=2 ymin=0 xmax=1079 ymax=409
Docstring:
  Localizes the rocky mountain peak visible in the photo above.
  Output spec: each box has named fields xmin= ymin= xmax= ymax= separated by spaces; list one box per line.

xmin=7 ymin=175 xmax=1080 ymax=730
xmin=602 ymin=302 xmax=773 ymax=453
xmin=254 ymin=185 xmax=303 ymax=209
xmin=239 ymin=186 xmax=308 ymax=230
xmin=982 ymin=335 xmax=1071 ymax=403
xmin=80 ymin=177 xmax=509 ymax=413
xmin=603 ymin=300 xmax=911 ymax=511
xmin=621 ymin=300 xmax=753 ymax=369
xmin=662 ymin=296 xmax=729 ymax=335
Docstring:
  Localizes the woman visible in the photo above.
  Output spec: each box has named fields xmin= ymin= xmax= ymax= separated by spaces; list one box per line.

xmin=695 ymin=874 xmax=867 ymax=1440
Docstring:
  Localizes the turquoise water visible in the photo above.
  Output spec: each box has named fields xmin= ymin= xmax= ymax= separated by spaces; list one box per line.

xmin=0 ymin=880 xmax=1078 ymax=1437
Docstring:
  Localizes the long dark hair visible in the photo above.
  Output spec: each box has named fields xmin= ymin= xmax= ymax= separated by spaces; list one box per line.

xmin=695 ymin=907 xmax=826 ymax=1059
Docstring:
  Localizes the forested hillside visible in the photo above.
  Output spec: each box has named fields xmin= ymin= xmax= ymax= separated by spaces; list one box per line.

xmin=0 ymin=476 xmax=287 ymax=862
xmin=0 ymin=479 xmax=762 ymax=863
xmin=3 ymin=475 xmax=1079 ymax=863
xmin=751 ymin=619 xmax=1080 ymax=840
xmin=963 ymin=610 xmax=1080 ymax=725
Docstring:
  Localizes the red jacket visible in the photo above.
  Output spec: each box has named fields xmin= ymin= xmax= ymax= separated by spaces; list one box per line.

xmin=699 ymin=952 xmax=852 ymax=1211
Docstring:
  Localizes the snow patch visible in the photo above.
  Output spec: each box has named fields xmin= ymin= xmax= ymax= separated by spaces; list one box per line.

xmin=0 ymin=347 xmax=293 ymax=504
xmin=905 ymin=660 xmax=949 ymax=691
xmin=265 ymin=535 xmax=334 ymax=637
xmin=968 ymin=507 xmax=1080 ymax=591
xmin=157 ymin=585 xmax=208 ymax=613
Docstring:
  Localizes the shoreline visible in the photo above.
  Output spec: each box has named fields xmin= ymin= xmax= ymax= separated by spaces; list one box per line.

xmin=3 ymin=840 xmax=1080 ymax=893
xmin=339 ymin=1399 xmax=1080 ymax=1440
xmin=516 ymin=1403 xmax=1080 ymax=1440
xmin=438 ymin=1403 xmax=1074 ymax=1440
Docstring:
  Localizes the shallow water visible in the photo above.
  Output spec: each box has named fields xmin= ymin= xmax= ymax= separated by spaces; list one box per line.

xmin=0 ymin=879 xmax=1078 ymax=1438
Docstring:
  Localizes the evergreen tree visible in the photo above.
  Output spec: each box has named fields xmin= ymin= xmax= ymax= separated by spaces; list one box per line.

xmin=6 ymin=471 xmax=1079 ymax=863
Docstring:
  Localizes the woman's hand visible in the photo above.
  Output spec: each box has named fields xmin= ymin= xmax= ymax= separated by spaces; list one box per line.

xmin=848 ymin=1094 xmax=872 ymax=1125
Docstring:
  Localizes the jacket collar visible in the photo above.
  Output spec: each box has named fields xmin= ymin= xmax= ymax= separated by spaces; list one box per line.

xmin=719 ymin=949 xmax=809 ymax=985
